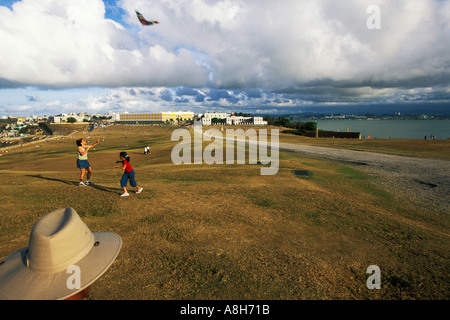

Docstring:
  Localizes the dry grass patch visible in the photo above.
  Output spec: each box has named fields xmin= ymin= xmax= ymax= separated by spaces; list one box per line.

xmin=279 ymin=133 xmax=450 ymax=160
xmin=0 ymin=124 xmax=448 ymax=300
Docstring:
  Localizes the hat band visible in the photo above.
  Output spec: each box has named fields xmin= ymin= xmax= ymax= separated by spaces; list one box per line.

xmin=27 ymin=233 xmax=95 ymax=274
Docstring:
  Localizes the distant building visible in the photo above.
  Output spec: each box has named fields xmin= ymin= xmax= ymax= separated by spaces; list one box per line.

xmin=199 ymin=113 xmax=267 ymax=126
xmin=226 ymin=115 xmax=252 ymax=125
xmin=203 ymin=112 xmax=230 ymax=119
xmin=116 ymin=110 xmax=266 ymax=126
xmin=253 ymin=116 xmax=267 ymax=125
xmin=225 ymin=115 xmax=267 ymax=126
xmin=118 ymin=111 xmax=194 ymax=124
xmin=50 ymin=113 xmax=89 ymax=123
xmin=201 ymin=117 xmax=212 ymax=126
xmin=108 ymin=112 xmax=121 ymax=122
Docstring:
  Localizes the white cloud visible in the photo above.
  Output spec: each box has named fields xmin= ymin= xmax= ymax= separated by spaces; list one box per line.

xmin=118 ymin=0 xmax=450 ymax=89
xmin=1 ymin=0 xmax=449 ymax=90
xmin=0 ymin=0 xmax=207 ymax=88
xmin=0 ymin=0 xmax=449 ymax=116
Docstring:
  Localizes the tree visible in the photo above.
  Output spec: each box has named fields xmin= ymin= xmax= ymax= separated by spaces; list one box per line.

xmin=67 ymin=117 xmax=77 ymax=123
xmin=304 ymin=122 xmax=317 ymax=131
xmin=274 ymin=116 xmax=291 ymax=127
xmin=292 ymin=121 xmax=317 ymax=131
xmin=263 ymin=116 xmax=275 ymax=125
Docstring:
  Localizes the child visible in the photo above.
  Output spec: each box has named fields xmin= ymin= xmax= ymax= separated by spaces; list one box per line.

xmin=76 ymin=138 xmax=99 ymax=186
xmin=114 ymin=151 xmax=143 ymax=197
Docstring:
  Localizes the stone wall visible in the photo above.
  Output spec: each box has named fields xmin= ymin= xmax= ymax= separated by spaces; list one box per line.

xmin=304 ymin=130 xmax=361 ymax=139
xmin=39 ymin=123 xmax=90 ymax=135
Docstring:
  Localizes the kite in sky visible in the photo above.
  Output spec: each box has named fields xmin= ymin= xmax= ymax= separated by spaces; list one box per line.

xmin=135 ymin=10 xmax=159 ymax=26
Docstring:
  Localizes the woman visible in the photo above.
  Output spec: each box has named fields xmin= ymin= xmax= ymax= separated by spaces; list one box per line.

xmin=76 ymin=138 xmax=99 ymax=186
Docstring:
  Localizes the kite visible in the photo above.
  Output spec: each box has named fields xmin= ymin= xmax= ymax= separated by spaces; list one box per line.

xmin=135 ymin=10 xmax=159 ymax=26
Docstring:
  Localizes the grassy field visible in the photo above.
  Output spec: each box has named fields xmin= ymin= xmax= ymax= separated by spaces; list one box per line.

xmin=0 ymin=125 xmax=448 ymax=300
xmin=279 ymin=132 xmax=450 ymax=160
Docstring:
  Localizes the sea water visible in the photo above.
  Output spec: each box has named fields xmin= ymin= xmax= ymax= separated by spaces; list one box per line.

xmin=315 ymin=120 xmax=450 ymax=140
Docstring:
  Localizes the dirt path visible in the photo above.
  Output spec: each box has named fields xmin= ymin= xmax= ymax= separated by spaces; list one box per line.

xmin=280 ymin=142 xmax=450 ymax=214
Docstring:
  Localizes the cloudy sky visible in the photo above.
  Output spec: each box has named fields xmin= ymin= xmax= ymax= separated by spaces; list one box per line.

xmin=0 ymin=0 xmax=449 ymax=117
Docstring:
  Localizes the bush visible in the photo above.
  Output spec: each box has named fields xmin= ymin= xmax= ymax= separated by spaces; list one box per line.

xmin=292 ymin=121 xmax=317 ymax=131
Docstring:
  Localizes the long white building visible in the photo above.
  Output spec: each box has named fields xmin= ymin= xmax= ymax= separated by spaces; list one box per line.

xmin=118 ymin=111 xmax=194 ymax=123
xmin=203 ymin=112 xmax=230 ymax=119
xmin=201 ymin=114 xmax=267 ymax=126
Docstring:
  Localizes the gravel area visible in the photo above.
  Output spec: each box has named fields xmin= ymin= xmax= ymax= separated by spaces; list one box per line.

xmin=279 ymin=142 xmax=450 ymax=214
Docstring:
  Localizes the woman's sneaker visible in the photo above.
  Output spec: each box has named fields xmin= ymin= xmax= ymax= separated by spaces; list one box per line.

xmin=136 ymin=187 xmax=143 ymax=194
xmin=120 ymin=193 xmax=129 ymax=197
xmin=79 ymin=182 xmax=86 ymax=187
xmin=85 ymin=180 xmax=92 ymax=185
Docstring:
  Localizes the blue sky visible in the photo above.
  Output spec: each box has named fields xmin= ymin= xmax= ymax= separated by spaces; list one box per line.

xmin=103 ymin=0 xmax=127 ymax=26
xmin=0 ymin=0 xmax=449 ymax=117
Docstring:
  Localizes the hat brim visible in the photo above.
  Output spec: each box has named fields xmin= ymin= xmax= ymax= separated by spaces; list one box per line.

xmin=0 ymin=232 xmax=122 ymax=300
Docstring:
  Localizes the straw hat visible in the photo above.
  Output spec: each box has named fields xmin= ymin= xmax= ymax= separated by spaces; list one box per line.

xmin=0 ymin=207 xmax=122 ymax=300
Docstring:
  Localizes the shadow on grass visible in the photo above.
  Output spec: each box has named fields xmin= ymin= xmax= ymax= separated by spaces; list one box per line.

xmin=26 ymin=174 xmax=118 ymax=194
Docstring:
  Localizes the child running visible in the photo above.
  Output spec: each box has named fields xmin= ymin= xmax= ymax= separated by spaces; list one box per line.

xmin=76 ymin=138 xmax=99 ymax=186
xmin=114 ymin=151 xmax=143 ymax=197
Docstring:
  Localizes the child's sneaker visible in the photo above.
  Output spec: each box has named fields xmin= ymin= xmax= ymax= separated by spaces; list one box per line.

xmin=79 ymin=182 xmax=86 ymax=187
xmin=120 ymin=193 xmax=129 ymax=197
xmin=136 ymin=187 xmax=143 ymax=194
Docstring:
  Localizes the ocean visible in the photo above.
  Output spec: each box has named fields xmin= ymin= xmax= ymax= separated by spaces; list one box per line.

xmin=315 ymin=120 xmax=450 ymax=140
